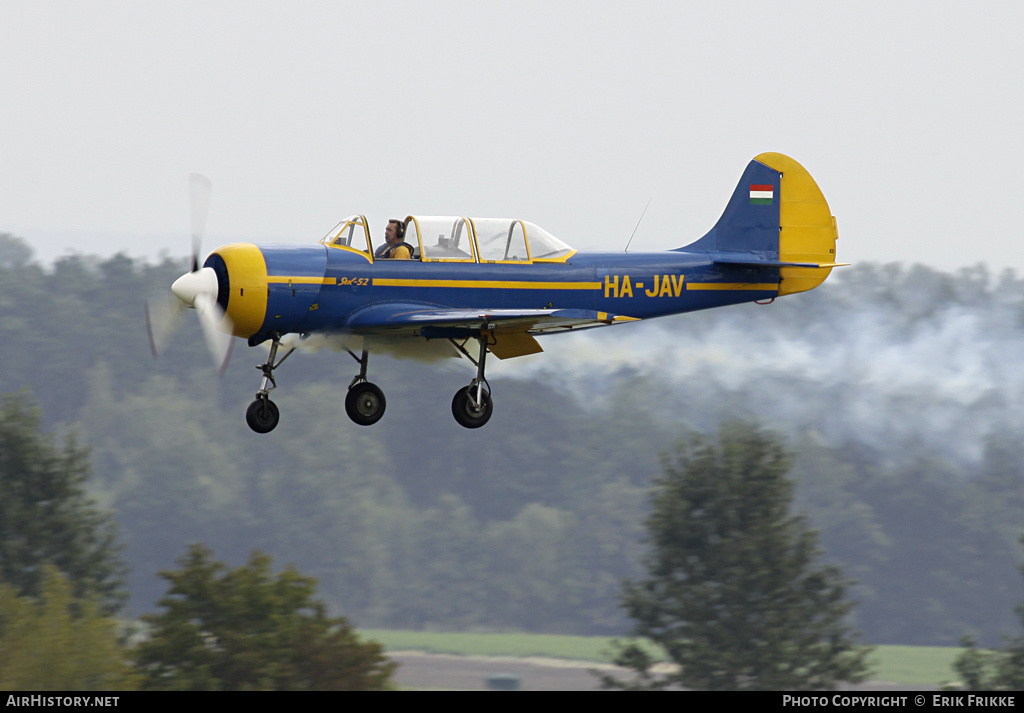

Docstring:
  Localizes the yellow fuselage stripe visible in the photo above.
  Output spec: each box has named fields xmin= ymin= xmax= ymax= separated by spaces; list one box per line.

xmin=266 ymin=276 xmax=776 ymax=291
xmin=372 ymin=278 xmax=602 ymax=290
xmin=267 ymin=276 xmax=337 ymax=285
xmin=686 ymin=283 xmax=778 ymax=291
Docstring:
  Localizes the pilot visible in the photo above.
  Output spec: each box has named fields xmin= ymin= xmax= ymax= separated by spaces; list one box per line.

xmin=376 ymin=219 xmax=413 ymax=259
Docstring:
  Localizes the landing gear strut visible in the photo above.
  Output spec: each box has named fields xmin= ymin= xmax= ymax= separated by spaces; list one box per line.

xmin=449 ymin=334 xmax=494 ymax=429
xmin=344 ymin=347 xmax=386 ymax=426
xmin=245 ymin=335 xmax=294 ymax=434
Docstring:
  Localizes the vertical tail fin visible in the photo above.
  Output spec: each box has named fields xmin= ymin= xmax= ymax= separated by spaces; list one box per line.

xmin=678 ymin=153 xmax=842 ymax=295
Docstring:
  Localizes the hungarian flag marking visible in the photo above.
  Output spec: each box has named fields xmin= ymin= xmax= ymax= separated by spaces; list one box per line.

xmin=749 ymin=184 xmax=774 ymax=205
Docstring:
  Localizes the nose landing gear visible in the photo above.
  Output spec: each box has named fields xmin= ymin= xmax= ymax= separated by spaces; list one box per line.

xmin=245 ymin=397 xmax=280 ymax=433
xmin=244 ymin=335 xmax=294 ymax=434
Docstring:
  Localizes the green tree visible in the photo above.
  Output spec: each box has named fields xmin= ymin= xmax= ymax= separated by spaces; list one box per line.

xmin=0 ymin=566 xmax=137 ymax=690
xmin=602 ymin=422 xmax=871 ymax=690
xmin=0 ymin=391 xmax=126 ymax=613
xmin=0 ymin=233 xmax=33 ymax=269
xmin=952 ymin=538 xmax=1024 ymax=690
xmin=952 ymin=634 xmax=1024 ymax=690
xmin=133 ymin=544 xmax=396 ymax=690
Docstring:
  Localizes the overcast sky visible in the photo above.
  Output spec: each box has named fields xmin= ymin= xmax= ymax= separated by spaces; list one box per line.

xmin=2 ymin=1 xmax=1021 ymax=272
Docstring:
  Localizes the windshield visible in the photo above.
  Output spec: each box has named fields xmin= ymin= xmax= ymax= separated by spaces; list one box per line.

xmin=320 ymin=215 xmax=372 ymax=256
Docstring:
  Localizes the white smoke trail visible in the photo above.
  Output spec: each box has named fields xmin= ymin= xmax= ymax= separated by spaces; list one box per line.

xmin=492 ymin=270 xmax=1024 ymax=468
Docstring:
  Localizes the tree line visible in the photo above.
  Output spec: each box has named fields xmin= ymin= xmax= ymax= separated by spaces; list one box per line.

xmin=9 ymin=383 xmax=1024 ymax=690
xmin=0 ymin=391 xmax=394 ymax=690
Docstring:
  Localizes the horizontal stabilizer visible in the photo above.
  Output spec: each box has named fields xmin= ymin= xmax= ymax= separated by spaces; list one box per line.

xmin=710 ymin=253 xmax=850 ymax=269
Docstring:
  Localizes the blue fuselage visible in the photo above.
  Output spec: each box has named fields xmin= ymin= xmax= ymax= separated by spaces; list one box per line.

xmin=216 ymin=243 xmax=780 ymax=343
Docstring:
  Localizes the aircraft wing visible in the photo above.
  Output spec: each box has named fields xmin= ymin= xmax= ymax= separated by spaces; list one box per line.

xmin=343 ymin=302 xmax=639 ymax=358
xmin=345 ymin=302 xmax=638 ymax=334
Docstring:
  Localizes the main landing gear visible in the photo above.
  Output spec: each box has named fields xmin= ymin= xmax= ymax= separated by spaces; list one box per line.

xmin=344 ymin=347 xmax=386 ymax=426
xmin=243 ymin=333 xmax=497 ymax=433
xmin=448 ymin=334 xmax=493 ymax=429
xmin=342 ymin=335 xmax=494 ymax=429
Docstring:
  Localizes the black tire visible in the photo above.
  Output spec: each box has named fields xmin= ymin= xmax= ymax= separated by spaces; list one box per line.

xmin=345 ymin=382 xmax=386 ymax=426
xmin=246 ymin=398 xmax=280 ymax=434
xmin=451 ymin=385 xmax=493 ymax=429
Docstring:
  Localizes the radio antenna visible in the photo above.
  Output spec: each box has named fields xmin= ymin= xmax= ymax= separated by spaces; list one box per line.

xmin=624 ymin=197 xmax=653 ymax=253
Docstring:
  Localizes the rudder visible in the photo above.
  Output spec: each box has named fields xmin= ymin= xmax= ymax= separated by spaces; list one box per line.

xmin=756 ymin=152 xmax=839 ymax=296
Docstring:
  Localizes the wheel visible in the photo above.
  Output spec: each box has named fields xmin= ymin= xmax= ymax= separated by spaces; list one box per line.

xmin=451 ymin=385 xmax=493 ymax=429
xmin=246 ymin=398 xmax=280 ymax=434
xmin=345 ymin=382 xmax=386 ymax=426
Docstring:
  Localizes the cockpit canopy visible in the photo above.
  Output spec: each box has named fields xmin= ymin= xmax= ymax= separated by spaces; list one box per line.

xmin=320 ymin=215 xmax=574 ymax=263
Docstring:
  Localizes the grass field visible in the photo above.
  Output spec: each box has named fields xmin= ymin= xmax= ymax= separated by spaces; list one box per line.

xmin=359 ymin=629 xmax=962 ymax=686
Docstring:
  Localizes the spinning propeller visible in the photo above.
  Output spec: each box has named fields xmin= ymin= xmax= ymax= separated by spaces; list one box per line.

xmin=145 ymin=173 xmax=234 ymax=374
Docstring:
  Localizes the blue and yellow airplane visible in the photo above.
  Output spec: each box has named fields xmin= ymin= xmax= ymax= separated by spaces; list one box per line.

xmin=150 ymin=152 xmax=843 ymax=433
